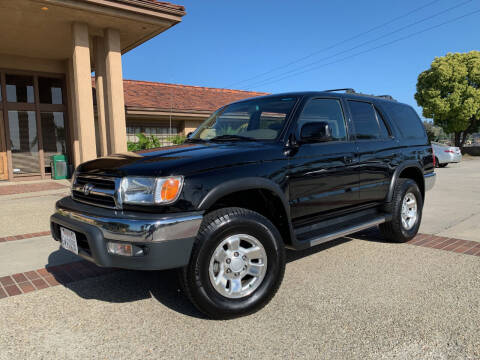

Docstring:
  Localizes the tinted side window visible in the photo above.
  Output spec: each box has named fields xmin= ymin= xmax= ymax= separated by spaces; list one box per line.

xmin=298 ymin=99 xmax=347 ymax=141
xmin=383 ymin=103 xmax=426 ymax=139
xmin=375 ymin=108 xmax=391 ymax=138
xmin=348 ymin=101 xmax=381 ymax=140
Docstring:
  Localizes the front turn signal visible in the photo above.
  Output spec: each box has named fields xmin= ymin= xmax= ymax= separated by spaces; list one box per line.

xmin=154 ymin=176 xmax=183 ymax=204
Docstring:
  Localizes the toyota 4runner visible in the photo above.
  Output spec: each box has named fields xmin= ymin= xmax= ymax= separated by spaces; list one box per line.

xmin=51 ymin=89 xmax=436 ymax=319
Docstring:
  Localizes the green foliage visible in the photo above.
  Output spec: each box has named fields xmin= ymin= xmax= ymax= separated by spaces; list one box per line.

xmin=415 ymin=51 xmax=480 ymax=148
xmin=127 ymin=133 xmax=162 ymax=151
xmin=423 ymin=121 xmax=448 ymax=143
xmin=423 ymin=121 xmax=436 ymax=142
xmin=169 ymin=135 xmax=186 ymax=145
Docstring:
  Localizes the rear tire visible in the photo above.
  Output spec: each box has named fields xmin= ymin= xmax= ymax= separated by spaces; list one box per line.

xmin=380 ymin=178 xmax=423 ymax=243
xmin=179 ymin=207 xmax=285 ymax=319
xmin=438 ymin=163 xmax=448 ymax=168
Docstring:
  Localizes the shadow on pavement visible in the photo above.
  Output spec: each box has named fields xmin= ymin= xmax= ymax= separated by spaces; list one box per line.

xmin=46 ymin=235 xmax=352 ymax=319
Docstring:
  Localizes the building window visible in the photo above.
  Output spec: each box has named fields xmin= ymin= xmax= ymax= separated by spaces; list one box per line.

xmin=41 ymin=112 xmax=66 ymax=171
xmin=1 ymin=72 xmax=67 ymax=178
xmin=6 ymin=75 xmax=35 ymax=103
xmin=127 ymin=125 xmax=178 ymax=147
xmin=38 ymin=77 xmax=63 ymax=105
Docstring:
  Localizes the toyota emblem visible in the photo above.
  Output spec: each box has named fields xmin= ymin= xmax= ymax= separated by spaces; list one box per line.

xmin=82 ymin=183 xmax=94 ymax=196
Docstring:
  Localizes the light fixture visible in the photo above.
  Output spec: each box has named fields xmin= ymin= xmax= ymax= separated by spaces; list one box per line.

xmin=41 ymin=6 xmax=48 ymax=11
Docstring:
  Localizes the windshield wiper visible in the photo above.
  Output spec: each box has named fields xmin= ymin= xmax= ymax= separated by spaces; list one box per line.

xmin=209 ymin=135 xmax=257 ymax=142
xmin=185 ymin=137 xmax=207 ymax=143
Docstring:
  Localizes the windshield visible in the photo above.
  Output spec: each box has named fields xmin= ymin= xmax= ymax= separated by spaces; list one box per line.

xmin=190 ymin=96 xmax=298 ymax=141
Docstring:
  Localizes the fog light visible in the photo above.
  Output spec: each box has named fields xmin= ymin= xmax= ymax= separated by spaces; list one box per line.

xmin=107 ymin=242 xmax=133 ymax=256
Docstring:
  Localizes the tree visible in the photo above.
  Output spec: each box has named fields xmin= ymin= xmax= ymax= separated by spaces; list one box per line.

xmin=415 ymin=51 xmax=480 ymax=150
xmin=423 ymin=121 xmax=436 ymax=142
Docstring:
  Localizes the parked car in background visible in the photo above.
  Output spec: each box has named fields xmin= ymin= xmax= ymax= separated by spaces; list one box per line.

xmin=432 ymin=142 xmax=462 ymax=167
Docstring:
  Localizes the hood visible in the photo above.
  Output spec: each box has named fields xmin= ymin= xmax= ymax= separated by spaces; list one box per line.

xmin=76 ymin=142 xmax=282 ymax=177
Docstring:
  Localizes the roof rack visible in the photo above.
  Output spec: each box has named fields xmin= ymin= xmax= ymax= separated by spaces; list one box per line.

xmin=323 ymin=88 xmax=396 ymax=101
xmin=323 ymin=88 xmax=356 ymax=93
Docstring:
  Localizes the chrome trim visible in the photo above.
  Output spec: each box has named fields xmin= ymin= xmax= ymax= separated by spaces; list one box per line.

xmin=424 ymin=172 xmax=436 ymax=192
xmin=309 ymin=216 xmax=386 ymax=247
xmin=72 ymin=174 xmax=121 ymax=209
xmin=56 ymin=206 xmax=203 ymax=243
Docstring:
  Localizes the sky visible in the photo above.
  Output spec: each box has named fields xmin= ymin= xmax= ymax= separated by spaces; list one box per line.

xmin=122 ymin=0 xmax=480 ymax=119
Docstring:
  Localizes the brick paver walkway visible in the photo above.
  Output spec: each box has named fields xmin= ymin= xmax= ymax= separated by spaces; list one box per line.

xmin=1 ymin=232 xmax=479 ymax=299
xmin=0 ymin=182 xmax=67 ymax=196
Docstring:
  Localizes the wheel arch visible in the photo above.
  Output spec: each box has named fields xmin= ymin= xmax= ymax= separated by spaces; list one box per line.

xmin=198 ymin=178 xmax=295 ymax=246
xmin=387 ymin=163 xmax=425 ymax=202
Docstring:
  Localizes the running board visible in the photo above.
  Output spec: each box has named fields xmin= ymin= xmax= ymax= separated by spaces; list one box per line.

xmin=295 ymin=215 xmax=387 ymax=248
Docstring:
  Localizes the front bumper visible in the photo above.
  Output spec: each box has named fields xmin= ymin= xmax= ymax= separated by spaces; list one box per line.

xmin=424 ymin=172 xmax=436 ymax=192
xmin=50 ymin=197 xmax=203 ymax=270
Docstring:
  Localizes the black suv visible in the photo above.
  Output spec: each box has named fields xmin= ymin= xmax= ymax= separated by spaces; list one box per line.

xmin=51 ymin=90 xmax=435 ymax=319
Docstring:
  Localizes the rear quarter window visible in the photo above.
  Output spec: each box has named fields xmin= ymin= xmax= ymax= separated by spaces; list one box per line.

xmin=383 ymin=103 xmax=426 ymax=140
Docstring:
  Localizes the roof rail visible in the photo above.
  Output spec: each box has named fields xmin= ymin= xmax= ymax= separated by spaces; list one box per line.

xmin=376 ymin=95 xmax=396 ymax=100
xmin=323 ymin=88 xmax=397 ymax=101
xmin=323 ymin=88 xmax=356 ymax=93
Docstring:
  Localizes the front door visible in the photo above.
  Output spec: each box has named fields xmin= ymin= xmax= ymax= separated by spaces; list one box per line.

xmin=288 ymin=98 xmax=359 ymax=221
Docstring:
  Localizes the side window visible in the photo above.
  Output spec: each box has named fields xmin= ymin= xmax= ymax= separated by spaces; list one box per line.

xmin=297 ymin=99 xmax=347 ymax=141
xmin=383 ymin=103 xmax=426 ymax=139
xmin=348 ymin=100 xmax=382 ymax=140
xmin=374 ymin=108 xmax=391 ymax=138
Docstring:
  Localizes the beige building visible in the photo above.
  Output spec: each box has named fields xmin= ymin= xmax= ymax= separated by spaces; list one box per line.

xmin=0 ymin=0 xmax=264 ymax=182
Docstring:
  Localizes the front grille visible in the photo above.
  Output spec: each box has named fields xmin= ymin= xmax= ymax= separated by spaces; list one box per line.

xmin=72 ymin=191 xmax=117 ymax=208
xmin=72 ymin=173 xmax=119 ymax=209
xmin=76 ymin=175 xmax=115 ymax=190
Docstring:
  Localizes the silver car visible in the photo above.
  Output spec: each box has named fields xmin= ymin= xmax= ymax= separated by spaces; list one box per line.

xmin=432 ymin=142 xmax=462 ymax=168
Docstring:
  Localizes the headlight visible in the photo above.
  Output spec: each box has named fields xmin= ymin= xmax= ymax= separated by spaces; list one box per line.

xmin=119 ymin=176 xmax=184 ymax=205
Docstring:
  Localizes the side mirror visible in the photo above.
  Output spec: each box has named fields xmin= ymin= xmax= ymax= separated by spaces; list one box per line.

xmin=300 ymin=122 xmax=332 ymax=143
xmin=186 ymin=132 xmax=193 ymax=138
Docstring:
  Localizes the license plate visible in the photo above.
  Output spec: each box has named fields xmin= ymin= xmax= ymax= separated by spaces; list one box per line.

xmin=60 ymin=227 xmax=79 ymax=255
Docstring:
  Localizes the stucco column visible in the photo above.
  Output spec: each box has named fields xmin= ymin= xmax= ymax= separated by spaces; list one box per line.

xmin=71 ymin=22 xmax=97 ymax=163
xmin=94 ymin=36 xmax=109 ymax=156
xmin=66 ymin=58 xmax=81 ymax=167
xmin=104 ymin=28 xmax=127 ymax=154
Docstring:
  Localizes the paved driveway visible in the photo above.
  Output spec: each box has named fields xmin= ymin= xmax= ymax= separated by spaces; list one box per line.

xmin=420 ymin=157 xmax=480 ymax=242
xmin=0 ymin=160 xmax=479 ymax=359
xmin=1 ymin=239 xmax=479 ymax=359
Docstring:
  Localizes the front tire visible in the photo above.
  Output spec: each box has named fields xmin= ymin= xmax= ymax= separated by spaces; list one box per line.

xmin=438 ymin=163 xmax=448 ymax=168
xmin=380 ymin=179 xmax=423 ymax=243
xmin=180 ymin=207 xmax=285 ymax=319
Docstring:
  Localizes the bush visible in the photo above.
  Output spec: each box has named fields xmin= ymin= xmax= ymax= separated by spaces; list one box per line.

xmin=169 ymin=135 xmax=186 ymax=145
xmin=127 ymin=133 xmax=162 ymax=151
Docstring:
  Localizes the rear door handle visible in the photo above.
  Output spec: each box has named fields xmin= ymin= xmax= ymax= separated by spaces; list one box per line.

xmin=343 ymin=156 xmax=354 ymax=164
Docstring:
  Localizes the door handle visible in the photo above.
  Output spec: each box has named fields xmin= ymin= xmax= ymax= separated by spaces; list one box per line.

xmin=343 ymin=156 xmax=354 ymax=164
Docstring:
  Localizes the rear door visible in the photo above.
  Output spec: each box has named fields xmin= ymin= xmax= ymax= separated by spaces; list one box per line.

xmin=288 ymin=97 xmax=359 ymax=221
xmin=347 ymin=100 xmax=396 ymax=203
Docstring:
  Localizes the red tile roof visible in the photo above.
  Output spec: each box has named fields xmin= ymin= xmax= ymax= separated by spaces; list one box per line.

xmin=122 ymin=80 xmax=268 ymax=113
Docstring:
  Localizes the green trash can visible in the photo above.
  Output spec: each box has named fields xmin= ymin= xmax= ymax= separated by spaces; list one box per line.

xmin=50 ymin=154 xmax=68 ymax=180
